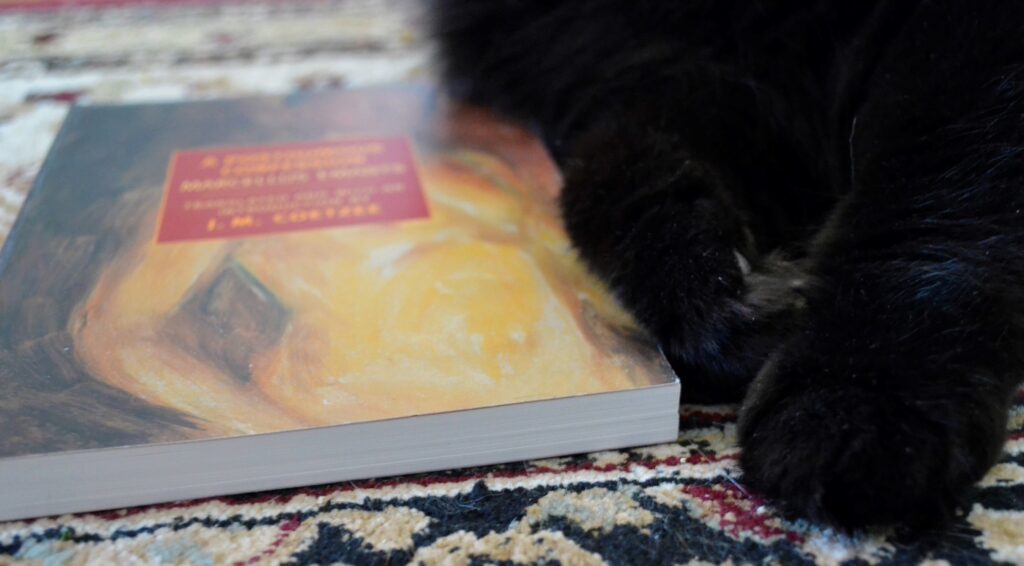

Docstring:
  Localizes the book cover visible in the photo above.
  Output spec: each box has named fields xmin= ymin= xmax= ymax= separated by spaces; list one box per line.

xmin=0 ymin=86 xmax=677 ymax=460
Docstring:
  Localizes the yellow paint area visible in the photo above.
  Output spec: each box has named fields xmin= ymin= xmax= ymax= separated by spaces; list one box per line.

xmin=72 ymin=138 xmax=672 ymax=437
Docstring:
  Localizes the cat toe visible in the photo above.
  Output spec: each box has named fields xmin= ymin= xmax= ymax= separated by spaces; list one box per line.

xmin=666 ymin=255 xmax=808 ymax=404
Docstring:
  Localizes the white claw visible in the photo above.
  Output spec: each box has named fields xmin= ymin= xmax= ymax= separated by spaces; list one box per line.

xmin=734 ymin=250 xmax=751 ymax=276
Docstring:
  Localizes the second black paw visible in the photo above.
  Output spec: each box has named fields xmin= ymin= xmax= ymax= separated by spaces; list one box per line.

xmin=737 ymin=344 xmax=1010 ymax=531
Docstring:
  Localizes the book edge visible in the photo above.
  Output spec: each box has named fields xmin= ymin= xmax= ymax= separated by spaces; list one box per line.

xmin=0 ymin=381 xmax=680 ymax=522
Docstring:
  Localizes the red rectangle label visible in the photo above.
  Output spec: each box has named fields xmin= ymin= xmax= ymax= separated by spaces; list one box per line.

xmin=156 ymin=137 xmax=429 ymax=243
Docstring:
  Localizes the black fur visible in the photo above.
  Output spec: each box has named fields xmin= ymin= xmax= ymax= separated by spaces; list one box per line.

xmin=431 ymin=0 xmax=1024 ymax=530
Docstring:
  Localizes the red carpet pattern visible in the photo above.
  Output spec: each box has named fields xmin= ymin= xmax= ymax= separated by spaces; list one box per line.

xmin=0 ymin=1 xmax=1023 ymax=563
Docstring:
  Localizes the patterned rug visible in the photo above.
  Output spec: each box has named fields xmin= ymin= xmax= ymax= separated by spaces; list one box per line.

xmin=1 ymin=2 xmax=1023 ymax=564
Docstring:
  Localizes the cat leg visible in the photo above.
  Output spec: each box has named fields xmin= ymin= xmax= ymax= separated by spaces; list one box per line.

xmin=559 ymin=112 xmax=807 ymax=403
xmin=738 ymin=3 xmax=1024 ymax=529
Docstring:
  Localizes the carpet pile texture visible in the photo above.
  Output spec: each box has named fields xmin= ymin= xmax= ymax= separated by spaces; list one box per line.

xmin=1 ymin=1 xmax=1023 ymax=564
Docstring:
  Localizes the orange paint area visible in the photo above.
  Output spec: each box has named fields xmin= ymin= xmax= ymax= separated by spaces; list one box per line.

xmin=71 ymin=117 xmax=673 ymax=438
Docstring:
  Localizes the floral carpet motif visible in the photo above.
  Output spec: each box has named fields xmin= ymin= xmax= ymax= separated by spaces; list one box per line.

xmin=1 ymin=1 xmax=1023 ymax=564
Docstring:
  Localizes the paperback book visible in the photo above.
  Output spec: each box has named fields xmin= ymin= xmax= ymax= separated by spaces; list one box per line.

xmin=0 ymin=86 xmax=679 ymax=521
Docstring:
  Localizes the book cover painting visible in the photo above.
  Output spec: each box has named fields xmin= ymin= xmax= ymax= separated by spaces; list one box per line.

xmin=0 ymin=87 xmax=677 ymax=459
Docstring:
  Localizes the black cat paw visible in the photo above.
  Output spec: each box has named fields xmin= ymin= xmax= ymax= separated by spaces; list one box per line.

xmin=737 ymin=344 xmax=1009 ymax=530
xmin=558 ymin=119 xmax=813 ymax=404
